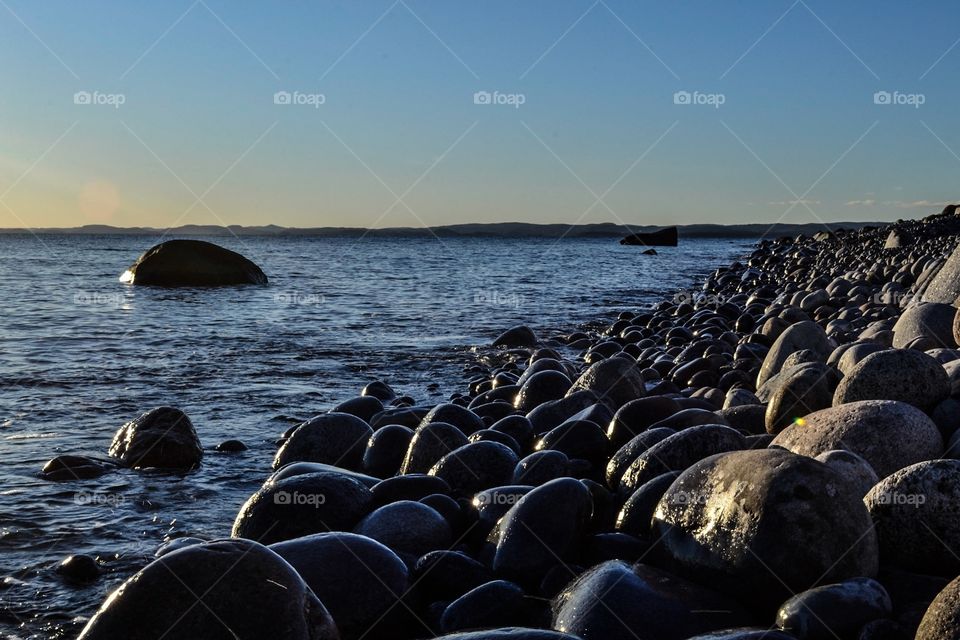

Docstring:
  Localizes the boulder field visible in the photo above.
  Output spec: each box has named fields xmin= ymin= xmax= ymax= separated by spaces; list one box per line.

xmin=67 ymin=207 xmax=960 ymax=639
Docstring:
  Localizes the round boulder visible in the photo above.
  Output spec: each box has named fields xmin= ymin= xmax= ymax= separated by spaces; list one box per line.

xmin=893 ymin=303 xmax=957 ymax=349
xmin=917 ymin=575 xmax=960 ymax=640
xmin=273 ymin=412 xmax=373 ymax=471
xmin=108 ymin=407 xmax=202 ymax=470
xmin=833 ymin=349 xmax=949 ymax=412
xmin=119 ymin=239 xmax=268 ymax=286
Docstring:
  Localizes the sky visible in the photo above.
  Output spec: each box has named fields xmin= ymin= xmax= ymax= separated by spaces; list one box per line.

xmin=1 ymin=0 xmax=960 ymax=229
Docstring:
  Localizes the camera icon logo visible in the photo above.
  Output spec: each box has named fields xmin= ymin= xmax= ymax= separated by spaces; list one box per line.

xmin=273 ymin=490 xmax=291 ymax=504
xmin=74 ymin=91 xmax=92 ymax=105
xmin=473 ymin=91 xmax=492 ymax=105
xmin=873 ymin=91 xmax=892 ymax=105
xmin=274 ymin=91 xmax=292 ymax=105
xmin=673 ymin=91 xmax=692 ymax=105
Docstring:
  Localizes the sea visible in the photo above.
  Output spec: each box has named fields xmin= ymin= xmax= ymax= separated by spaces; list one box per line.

xmin=0 ymin=233 xmax=749 ymax=639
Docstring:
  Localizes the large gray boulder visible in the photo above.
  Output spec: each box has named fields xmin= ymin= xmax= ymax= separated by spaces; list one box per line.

xmin=108 ymin=407 xmax=202 ymax=471
xmin=833 ymin=349 xmax=949 ymax=412
xmin=652 ymin=449 xmax=878 ymax=611
xmin=120 ymin=239 xmax=267 ymax=286
xmin=771 ymin=400 xmax=943 ymax=478
xmin=77 ymin=539 xmax=337 ymax=640
xmin=922 ymin=243 xmax=960 ymax=305
xmin=892 ymin=302 xmax=957 ymax=349
xmin=565 ymin=356 xmax=645 ymax=409
xmin=917 ymin=575 xmax=960 ymax=640
xmin=756 ymin=321 xmax=833 ymax=389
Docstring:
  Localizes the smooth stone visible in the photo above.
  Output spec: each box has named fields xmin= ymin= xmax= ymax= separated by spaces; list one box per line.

xmin=332 ymin=395 xmax=385 ymax=423
xmin=57 ymin=554 xmax=100 ymax=583
xmin=119 ymin=239 xmax=268 ymax=286
xmin=605 ymin=427 xmax=676 ymax=490
xmin=917 ymin=575 xmax=960 ymax=640
xmin=491 ymin=415 xmax=534 ymax=452
xmin=717 ymin=404 xmax=767 ymax=435
xmin=400 ymin=422 xmax=469 ymax=475
xmin=833 ymin=349 xmax=949 ymax=412
xmin=491 ymin=478 xmax=592 ymax=587
xmin=232 ymin=471 xmax=373 ymax=544
xmin=565 ymin=356 xmax=646 ymax=410
xmin=421 ymin=404 xmax=486 ymax=437
xmin=108 ymin=406 xmax=202 ymax=471
xmin=772 ymin=400 xmax=943 ymax=478
xmin=864 ymin=459 xmax=960 ymax=576
xmin=552 ymin=561 xmax=750 ymax=640
xmin=434 ymin=629 xmax=580 ymax=640
xmin=370 ymin=474 xmax=452 ymax=505
xmin=354 ymin=500 xmax=451 ymax=562
xmin=618 ymin=424 xmax=747 ymax=495
xmin=606 ymin=396 xmax=681 ymax=447
xmin=363 ymin=424 xmax=414 ymax=477
xmin=271 ymin=532 xmax=409 ymax=640
xmin=653 ymin=449 xmax=879 ymax=611
xmin=440 ymin=580 xmax=529 ymax=633
xmin=776 ymin=577 xmax=892 ymax=640
xmin=582 ymin=532 xmax=648 ymax=566
xmin=77 ymin=539 xmax=336 ymax=640
xmin=757 ymin=321 xmax=834 ymax=389
xmin=764 ymin=363 xmax=834 ymax=435
xmin=615 ymin=471 xmax=680 ymax=538
xmin=470 ymin=429 xmax=522 ymax=456
xmin=834 ymin=342 xmax=886 ymax=376
xmin=40 ymin=455 xmax=115 ymax=481
xmin=362 ymin=380 xmax=397 ymax=402
xmin=273 ymin=412 xmax=373 ymax=471
xmin=268 ymin=461 xmax=379 ymax=487
xmin=921 ymin=243 xmax=960 ymax=305
xmin=412 ymin=550 xmax=493 ymax=604
xmin=473 ymin=485 xmax=534 ymax=542
xmin=493 ymin=325 xmax=539 ymax=348
xmin=155 ymin=537 xmax=205 ymax=557
xmin=513 ymin=370 xmax=573 ymax=413
xmin=370 ymin=406 xmax=430 ymax=430
xmin=429 ymin=441 xmax=519 ymax=497
xmin=534 ymin=419 xmax=608 ymax=465
xmin=526 ymin=390 xmax=599 ymax=435
xmin=512 ymin=450 xmax=571 ymax=486
xmin=814 ymin=450 xmax=879 ymax=497
xmin=215 ymin=439 xmax=247 ymax=452
xmin=893 ymin=303 xmax=957 ymax=349
xmin=648 ymin=407 xmax=729 ymax=431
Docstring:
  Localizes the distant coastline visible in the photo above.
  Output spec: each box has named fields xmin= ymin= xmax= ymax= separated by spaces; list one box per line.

xmin=0 ymin=220 xmax=889 ymax=239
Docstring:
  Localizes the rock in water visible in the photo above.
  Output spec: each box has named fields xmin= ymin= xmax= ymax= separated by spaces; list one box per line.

xmin=864 ymin=459 xmax=960 ymax=576
xmin=917 ymin=575 xmax=960 ymax=640
xmin=833 ymin=349 xmax=949 ymax=412
xmin=771 ymin=400 xmax=943 ymax=479
xmin=775 ymin=577 xmax=892 ymax=640
xmin=77 ymin=539 xmax=337 ymax=640
xmin=492 ymin=478 xmax=592 ymax=587
xmin=119 ymin=239 xmax=268 ymax=286
xmin=271 ymin=532 xmax=409 ymax=640
xmin=652 ymin=449 xmax=878 ymax=611
xmin=493 ymin=325 xmax=539 ymax=348
xmin=108 ymin=407 xmax=202 ymax=470
xmin=273 ymin=413 xmax=373 ymax=471
xmin=552 ymin=561 xmax=750 ymax=640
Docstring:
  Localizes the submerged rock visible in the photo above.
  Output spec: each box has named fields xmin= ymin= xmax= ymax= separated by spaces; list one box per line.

xmin=77 ymin=539 xmax=336 ymax=640
xmin=119 ymin=239 xmax=268 ymax=286
xmin=108 ymin=407 xmax=202 ymax=471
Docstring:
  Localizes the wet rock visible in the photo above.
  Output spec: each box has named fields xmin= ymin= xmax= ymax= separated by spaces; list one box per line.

xmin=916 ymin=575 xmax=960 ymax=640
xmin=615 ymin=471 xmax=680 ymax=538
xmin=57 ymin=554 xmax=100 ymax=584
xmin=269 ymin=461 xmax=379 ymax=487
xmin=685 ymin=630 xmax=797 ymax=640
xmin=370 ymin=406 xmax=429 ymax=430
xmin=492 ymin=478 xmax=592 ymax=587
xmin=814 ymin=450 xmax=879 ymax=497
xmin=892 ymin=303 xmax=957 ymax=349
xmin=40 ymin=455 xmax=115 ymax=481
xmin=494 ymin=326 xmax=539 ymax=348
xmin=605 ymin=427 xmax=676 ymax=490
xmin=514 ymin=371 xmax=573 ymax=413
xmin=757 ymin=321 xmax=833 ymax=389
xmin=491 ymin=415 xmax=534 ymax=452
xmin=434 ymin=629 xmax=580 ymax=640
xmin=474 ymin=485 xmax=535 ymax=542
xmin=119 ymin=239 xmax=268 ymax=286
xmin=273 ymin=412 xmax=373 ymax=471
xmin=215 ymin=439 xmax=247 ymax=452
xmin=526 ymin=390 xmax=599 ymax=435
xmin=429 ymin=441 xmax=519 ymax=496
xmin=271 ymin=532 xmax=409 ymax=640
xmin=108 ymin=407 xmax=202 ymax=471
xmin=618 ymin=424 xmax=747 ymax=495
xmin=833 ymin=349 xmax=949 ymax=412
xmin=552 ymin=561 xmax=750 ymax=640
xmin=421 ymin=404 xmax=486 ymax=437
xmin=565 ymin=356 xmax=645 ymax=410
xmin=332 ymin=395 xmax=385 ymax=423
xmin=653 ymin=449 xmax=879 ymax=611
xmin=772 ymin=400 xmax=943 ymax=478
xmin=371 ymin=474 xmax=451 ymax=505
xmin=363 ymin=424 xmax=414 ymax=478
xmin=513 ymin=450 xmax=571 ymax=486
xmin=400 ymin=422 xmax=469 ymax=474
xmin=776 ymin=578 xmax=892 ymax=640
xmin=606 ymin=396 xmax=681 ymax=447
xmin=412 ymin=550 xmax=493 ymax=604
xmin=363 ymin=380 xmax=397 ymax=402
xmin=648 ymin=407 xmax=729 ymax=431
xmin=764 ymin=363 xmax=834 ymax=434
xmin=864 ymin=459 xmax=960 ymax=576
xmin=77 ymin=539 xmax=336 ymax=640
xmin=354 ymin=500 xmax=451 ymax=562
xmin=232 ymin=471 xmax=373 ymax=544
xmin=535 ymin=419 xmax=608 ymax=465
xmin=440 ymin=580 xmax=529 ymax=633
xmin=470 ymin=429 xmax=522 ymax=456
xmin=155 ymin=537 xmax=205 ymax=557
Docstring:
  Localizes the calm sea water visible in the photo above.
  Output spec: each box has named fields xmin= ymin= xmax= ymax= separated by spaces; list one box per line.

xmin=0 ymin=233 xmax=748 ymax=639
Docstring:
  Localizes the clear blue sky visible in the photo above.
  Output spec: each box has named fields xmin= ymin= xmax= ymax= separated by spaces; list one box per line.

xmin=1 ymin=0 xmax=958 ymax=229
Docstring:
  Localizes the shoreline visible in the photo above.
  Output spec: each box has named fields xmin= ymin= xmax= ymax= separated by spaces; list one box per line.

xmin=58 ymin=207 xmax=960 ymax=639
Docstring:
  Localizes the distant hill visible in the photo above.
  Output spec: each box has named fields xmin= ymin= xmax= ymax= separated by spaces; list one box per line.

xmin=0 ymin=221 xmax=888 ymax=239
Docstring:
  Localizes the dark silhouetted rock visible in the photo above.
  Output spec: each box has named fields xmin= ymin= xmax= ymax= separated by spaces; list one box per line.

xmin=108 ymin=407 xmax=202 ymax=471
xmin=776 ymin=578 xmax=891 ymax=640
xmin=120 ymin=239 xmax=267 ymax=286
xmin=273 ymin=412 xmax=373 ymax=471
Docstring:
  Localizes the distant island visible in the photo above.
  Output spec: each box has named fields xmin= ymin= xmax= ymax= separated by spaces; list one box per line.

xmin=0 ymin=221 xmax=890 ymax=239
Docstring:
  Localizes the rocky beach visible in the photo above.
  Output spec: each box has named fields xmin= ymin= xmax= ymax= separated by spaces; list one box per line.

xmin=44 ymin=206 xmax=960 ymax=640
